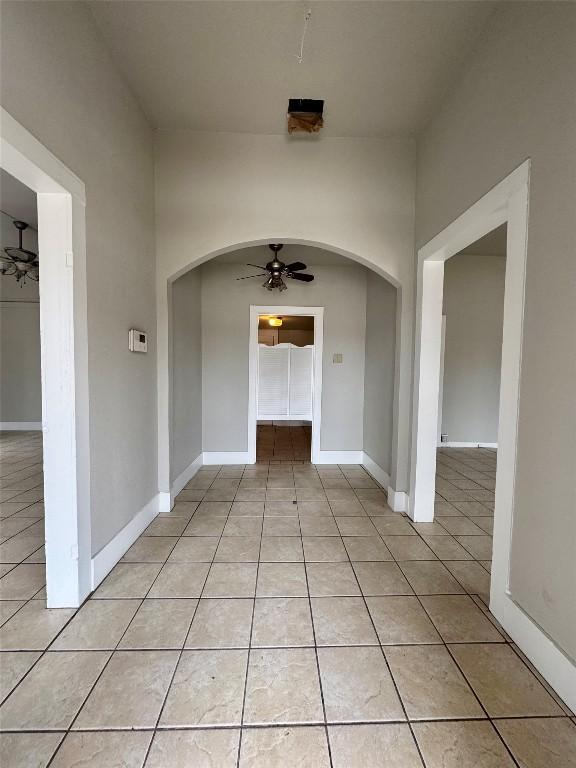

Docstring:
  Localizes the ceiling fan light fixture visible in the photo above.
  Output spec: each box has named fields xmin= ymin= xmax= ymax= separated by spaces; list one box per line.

xmin=268 ymin=317 xmax=283 ymax=327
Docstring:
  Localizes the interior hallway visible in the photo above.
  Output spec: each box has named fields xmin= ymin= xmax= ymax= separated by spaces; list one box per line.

xmin=0 ymin=433 xmax=574 ymax=766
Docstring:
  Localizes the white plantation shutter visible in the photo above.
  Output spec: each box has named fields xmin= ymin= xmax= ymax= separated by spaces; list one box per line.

xmin=258 ymin=345 xmax=290 ymax=417
xmin=257 ymin=344 xmax=313 ymax=420
xmin=289 ymin=346 xmax=313 ymax=418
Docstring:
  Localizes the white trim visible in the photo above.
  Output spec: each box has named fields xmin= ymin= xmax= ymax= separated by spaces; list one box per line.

xmin=437 ymin=315 xmax=446 ymax=446
xmin=441 ymin=442 xmax=498 ymax=449
xmin=1 ymin=109 xmax=91 ymax=608
xmin=171 ymin=453 xmax=203 ymax=498
xmin=386 ymin=488 xmax=407 ymax=513
xmin=408 ymin=162 xmax=576 ymax=707
xmin=91 ymin=494 xmax=160 ymax=590
xmin=316 ymin=450 xmax=363 ymax=464
xmin=203 ymin=451 xmax=251 ymax=465
xmin=361 ymin=452 xmax=391 ymax=489
xmin=249 ymin=306 xmax=324 ymax=464
xmin=0 ymin=422 xmax=43 ymax=431
xmin=491 ymin=593 xmax=576 ymax=713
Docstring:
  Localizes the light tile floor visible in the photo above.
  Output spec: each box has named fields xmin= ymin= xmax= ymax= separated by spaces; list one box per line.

xmin=0 ymin=432 xmax=574 ymax=767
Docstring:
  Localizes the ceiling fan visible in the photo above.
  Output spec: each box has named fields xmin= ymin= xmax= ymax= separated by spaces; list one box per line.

xmin=236 ymin=244 xmax=314 ymax=292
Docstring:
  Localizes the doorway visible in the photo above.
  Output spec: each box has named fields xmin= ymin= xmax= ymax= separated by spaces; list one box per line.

xmin=1 ymin=109 xmax=90 ymax=607
xmin=248 ymin=305 xmax=324 ymax=464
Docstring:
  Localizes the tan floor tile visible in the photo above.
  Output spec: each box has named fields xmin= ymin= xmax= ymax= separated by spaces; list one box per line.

xmin=119 ymin=599 xmax=197 ymax=649
xmin=298 ymin=500 xmax=333 ymax=516
xmin=455 ymin=535 xmax=493 ymax=560
xmin=0 ymin=600 xmax=76 ymax=650
xmin=399 ymin=561 xmax=465 ymax=595
xmin=146 ymin=729 xmax=240 ymax=768
xmin=265 ymin=489 xmax=296 ymax=502
xmin=262 ymin=517 xmax=301 ymax=536
xmin=239 ymin=726 xmax=330 ymax=768
xmin=0 ymin=732 xmax=62 ymax=768
xmin=183 ymin=516 xmax=226 ymax=536
xmin=144 ymin=517 xmax=188 ymax=536
xmin=235 ymin=488 xmax=266 ymax=502
xmin=372 ymin=518 xmax=417 ymax=536
xmin=51 ymin=599 xmax=139 ymax=650
xmin=215 ymin=536 xmax=261 ymax=562
xmin=203 ymin=563 xmax=257 ymax=598
xmin=384 ymin=536 xmax=437 ymax=561
xmin=121 ymin=536 xmax=177 ymax=562
xmin=148 ymin=562 xmax=210 ymax=598
xmin=223 ymin=518 xmax=263 ymax=537
xmin=439 ymin=517 xmax=485 ymax=535
xmin=420 ymin=595 xmax=504 ymax=643
xmin=343 ymin=536 xmax=393 ymax=561
xmin=306 ymin=562 xmax=361 ymax=596
xmin=0 ymin=651 xmax=41 ymax=700
xmin=230 ymin=501 xmax=265 ymax=516
xmin=449 ymin=644 xmax=563 ymax=717
xmin=412 ymin=720 xmax=515 ymax=767
xmin=0 ymin=600 xmax=25 ymax=627
xmin=319 ymin=646 xmax=404 ymax=722
xmin=495 ymin=717 xmax=576 ymax=768
xmin=160 ymin=649 xmax=247 ymax=727
xmin=367 ymin=596 xmax=441 ymax=644
xmin=264 ymin=501 xmax=298 ymax=516
xmin=185 ymin=598 xmax=253 ymax=648
xmin=329 ymin=499 xmax=365 ymax=515
xmin=93 ymin=563 xmax=162 ymax=599
xmin=167 ymin=536 xmax=219 ymax=562
xmin=0 ymin=651 xmax=110 ymax=730
xmin=259 ymin=536 xmax=303 ymax=562
xmin=352 ymin=562 xmax=414 ymax=596
xmin=0 ymin=536 xmax=44 ymax=564
xmin=329 ymin=723 xmax=422 ymax=768
xmin=336 ymin=517 xmax=377 ymax=536
xmin=50 ymin=732 xmax=152 ymax=768
xmin=252 ymin=597 xmax=313 ymax=646
xmin=195 ymin=501 xmax=231 ymax=516
xmin=420 ymin=534 xmax=473 ymax=560
xmin=311 ymin=597 xmax=378 ymax=645
xmin=296 ymin=488 xmax=327 ymax=500
xmin=302 ymin=536 xmax=348 ymax=562
xmin=256 ymin=562 xmax=308 ymax=597
xmin=443 ymin=561 xmax=491 ymax=601
xmin=162 ymin=501 xmax=198 ymax=518
xmin=0 ymin=564 xmax=45 ymax=600
xmin=299 ymin=517 xmax=340 ymax=537
xmin=73 ymin=650 xmax=178 ymax=729
xmin=385 ymin=645 xmax=484 ymax=720
xmin=244 ymin=647 xmax=323 ymax=725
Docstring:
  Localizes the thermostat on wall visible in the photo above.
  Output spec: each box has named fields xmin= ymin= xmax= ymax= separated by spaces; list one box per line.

xmin=128 ymin=329 xmax=148 ymax=353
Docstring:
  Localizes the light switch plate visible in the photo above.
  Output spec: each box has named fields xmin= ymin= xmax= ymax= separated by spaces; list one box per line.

xmin=333 ymin=353 xmax=343 ymax=364
xmin=129 ymin=329 xmax=148 ymax=353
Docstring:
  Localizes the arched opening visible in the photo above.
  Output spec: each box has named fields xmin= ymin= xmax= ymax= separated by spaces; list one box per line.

xmin=161 ymin=242 xmax=406 ymax=510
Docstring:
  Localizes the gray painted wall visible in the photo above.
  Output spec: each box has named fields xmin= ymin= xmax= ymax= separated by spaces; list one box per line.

xmin=0 ymin=214 xmax=41 ymax=424
xmin=171 ymin=269 xmax=202 ymax=481
xmin=1 ymin=2 xmax=158 ymax=555
xmin=417 ymin=4 xmax=576 ymax=660
xmin=442 ymin=254 xmax=505 ymax=444
xmin=200 ymin=257 xmax=368 ymax=453
xmin=363 ymin=276 xmax=397 ymax=474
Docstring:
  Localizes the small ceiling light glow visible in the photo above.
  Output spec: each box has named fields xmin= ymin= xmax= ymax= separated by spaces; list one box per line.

xmin=268 ymin=317 xmax=283 ymax=327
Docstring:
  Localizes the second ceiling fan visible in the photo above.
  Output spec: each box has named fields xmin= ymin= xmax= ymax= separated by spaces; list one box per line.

xmin=236 ymin=244 xmax=314 ymax=292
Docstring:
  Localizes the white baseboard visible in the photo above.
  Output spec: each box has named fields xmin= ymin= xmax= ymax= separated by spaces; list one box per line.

xmin=172 ymin=454 xmax=203 ymax=497
xmin=315 ymin=450 xmax=364 ymax=464
xmin=491 ymin=591 xmax=576 ymax=713
xmin=0 ymin=421 xmax=42 ymax=431
xmin=203 ymin=451 xmax=251 ymax=465
xmin=361 ymin=452 xmax=391 ymax=488
xmin=91 ymin=493 xmax=160 ymax=590
xmin=386 ymin=487 xmax=408 ymax=512
xmin=440 ymin=441 xmax=498 ymax=449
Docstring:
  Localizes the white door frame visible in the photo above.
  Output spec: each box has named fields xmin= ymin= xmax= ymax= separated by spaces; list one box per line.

xmin=248 ymin=305 xmax=324 ymax=463
xmin=1 ymin=109 xmax=91 ymax=608
xmin=410 ymin=159 xmax=576 ymax=710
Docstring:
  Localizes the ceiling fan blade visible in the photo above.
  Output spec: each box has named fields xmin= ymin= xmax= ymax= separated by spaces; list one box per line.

xmin=236 ymin=273 xmax=267 ymax=280
xmin=285 ymin=261 xmax=307 ymax=272
xmin=288 ymin=272 xmax=314 ymax=282
xmin=246 ymin=263 xmax=267 ymax=271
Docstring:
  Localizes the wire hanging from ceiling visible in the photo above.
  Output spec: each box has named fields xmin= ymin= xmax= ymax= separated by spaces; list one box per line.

xmin=296 ymin=9 xmax=312 ymax=64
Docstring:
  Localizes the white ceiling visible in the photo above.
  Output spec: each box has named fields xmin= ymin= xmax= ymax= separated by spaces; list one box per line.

xmin=90 ymin=1 xmax=496 ymax=137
